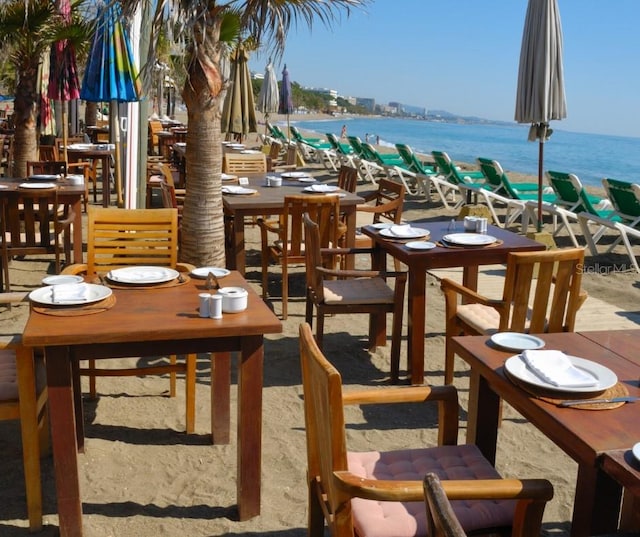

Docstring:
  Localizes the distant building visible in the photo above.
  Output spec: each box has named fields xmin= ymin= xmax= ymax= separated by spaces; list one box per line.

xmin=356 ymin=97 xmax=376 ymax=112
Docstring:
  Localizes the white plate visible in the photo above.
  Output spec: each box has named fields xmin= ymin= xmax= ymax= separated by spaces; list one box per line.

xmin=19 ymin=182 xmax=56 ymax=189
xmin=191 ymin=267 xmax=231 ymax=279
xmin=504 ymin=354 xmax=618 ymax=393
xmin=240 ymin=149 xmax=262 ymax=154
xmin=67 ymin=143 xmax=93 ymax=150
xmin=303 ymin=184 xmax=340 ymax=193
xmin=28 ymin=174 xmax=59 ymax=181
xmin=107 ymin=266 xmax=179 ymax=284
xmin=405 ymin=241 xmax=436 ymax=250
xmin=491 ymin=332 xmax=546 ymax=352
xmin=281 ymin=171 xmax=309 ymax=178
xmin=296 ymin=177 xmax=317 ymax=183
xmin=221 ymin=173 xmax=236 ymax=181
xmin=632 ymin=443 xmax=640 ymax=463
xmin=29 ymin=283 xmax=112 ymax=306
xmin=379 ymin=227 xmax=430 ymax=239
xmin=442 ymin=233 xmax=497 ymax=246
xmin=370 ymin=222 xmax=393 ymax=230
xmin=222 ymin=186 xmax=257 ymax=195
xmin=42 ymin=275 xmax=84 ymax=286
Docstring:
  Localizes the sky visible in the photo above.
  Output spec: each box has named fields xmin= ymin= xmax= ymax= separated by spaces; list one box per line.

xmin=248 ymin=0 xmax=640 ymax=139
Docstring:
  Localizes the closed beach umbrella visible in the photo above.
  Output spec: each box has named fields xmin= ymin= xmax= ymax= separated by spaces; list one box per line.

xmin=257 ymin=60 xmax=279 ymax=133
xmin=515 ymin=0 xmax=567 ymax=231
xmin=81 ymin=0 xmax=141 ymax=207
xmin=221 ymin=45 xmax=257 ymax=141
xmin=38 ymin=53 xmax=56 ymax=138
xmin=48 ymin=0 xmax=80 ymax=163
xmin=278 ymin=64 xmax=294 ymax=141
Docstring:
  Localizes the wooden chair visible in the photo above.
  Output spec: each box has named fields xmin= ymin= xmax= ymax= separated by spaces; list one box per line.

xmin=0 ymin=187 xmax=73 ymax=292
xmin=336 ymin=164 xmax=358 ymax=194
xmin=258 ymin=194 xmax=340 ymax=319
xmin=39 ymin=144 xmax=95 ymax=211
xmin=269 ymin=143 xmax=299 ymax=173
xmin=26 ymin=160 xmax=67 ymax=176
xmin=61 ymin=207 xmax=196 ymax=432
xmin=303 ymin=213 xmax=407 ymax=381
xmin=223 ymin=152 xmax=267 ymax=174
xmin=148 ymin=120 xmax=163 ymax=155
xmin=423 ymin=473 xmax=553 ymax=537
xmin=147 ymin=162 xmax=184 ymax=208
xmin=298 ymin=322 xmax=554 ymax=537
xmin=441 ymin=247 xmax=588 ymax=384
xmin=352 ymin=178 xmax=406 ymax=271
xmin=0 ymin=292 xmax=49 ymax=532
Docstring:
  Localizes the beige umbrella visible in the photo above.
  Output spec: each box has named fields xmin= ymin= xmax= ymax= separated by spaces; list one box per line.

xmin=515 ymin=0 xmax=567 ymax=231
xmin=221 ymin=45 xmax=257 ymax=142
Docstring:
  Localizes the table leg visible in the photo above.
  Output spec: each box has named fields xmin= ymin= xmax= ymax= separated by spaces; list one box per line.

xmin=228 ymin=213 xmax=246 ymax=275
xmin=101 ymin=156 xmax=110 ymax=208
xmin=408 ymin=268 xmax=427 ymax=385
xmin=211 ymin=352 xmax=230 ymax=444
xmin=237 ymin=336 xmax=263 ymax=520
xmin=465 ymin=370 xmax=499 ymax=465
xmin=45 ymin=346 xmax=83 ymax=537
xmin=343 ymin=208 xmax=356 ymax=271
xmin=71 ymin=197 xmax=83 ymax=264
xmin=571 ymin=464 xmax=621 ymax=537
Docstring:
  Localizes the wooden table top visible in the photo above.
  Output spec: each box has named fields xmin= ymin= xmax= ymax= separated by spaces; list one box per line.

xmin=361 ymin=221 xmax=544 ymax=269
xmin=452 ymin=331 xmax=640 ymax=458
xmin=22 ymin=271 xmax=282 ymax=348
xmin=222 ymin=175 xmax=363 ymax=213
xmin=0 ymin=177 xmax=86 ymax=195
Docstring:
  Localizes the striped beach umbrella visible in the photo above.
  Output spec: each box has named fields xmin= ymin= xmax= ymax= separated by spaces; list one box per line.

xmin=278 ymin=65 xmax=294 ymax=141
xmin=515 ymin=0 xmax=566 ymax=231
xmin=48 ymin=0 xmax=80 ymax=162
xmin=81 ymin=0 xmax=141 ymax=207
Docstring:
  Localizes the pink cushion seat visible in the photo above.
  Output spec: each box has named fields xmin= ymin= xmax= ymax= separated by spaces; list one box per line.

xmin=348 ymin=444 xmax=516 ymax=537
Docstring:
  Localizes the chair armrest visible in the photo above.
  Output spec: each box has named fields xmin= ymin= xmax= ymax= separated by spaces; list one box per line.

xmin=440 ymin=277 xmax=501 ymax=308
xmin=316 ymin=266 xmax=381 ymax=279
xmin=343 ymin=384 xmax=458 ymax=445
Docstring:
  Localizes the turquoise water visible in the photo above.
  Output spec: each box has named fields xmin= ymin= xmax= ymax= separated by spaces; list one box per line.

xmin=289 ymin=117 xmax=640 ymax=190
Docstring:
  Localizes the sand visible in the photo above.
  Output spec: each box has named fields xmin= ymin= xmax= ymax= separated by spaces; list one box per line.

xmin=1 ymin=154 xmax=639 ymax=537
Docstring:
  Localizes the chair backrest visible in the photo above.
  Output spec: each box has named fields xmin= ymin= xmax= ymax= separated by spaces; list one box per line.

xmin=326 ymin=133 xmax=352 ymax=156
xmin=27 ymin=160 xmax=67 ymax=177
xmin=148 ymin=120 xmax=163 ymax=146
xmin=86 ymin=207 xmax=178 ymax=276
xmin=289 ymin=125 xmax=303 ymax=142
xmin=602 ymin=178 xmax=640 ymax=224
xmin=1 ymin=187 xmax=61 ymax=257
xmin=336 ymin=165 xmax=358 ymax=193
xmin=368 ymin=177 xmax=406 ymax=224
xmin=432 ymin=151 xmax=472 ymax=186
xmin=423 ymin=473 xmax=466 ymax=537
xmin=223 ymin=152 xmax=267 ymax=174
xmin=38 ymin=144 xmax=59 ymax=162
xmin=298 ymin=321 xmax=350 ymax=530
xmin=347 ymin=135 xmax=366 ymax=158
xmin=546 ymin=170 xmax=587 ymax=210
xmin=396 ymin=143 xmax=426 ymax=174
xmin=476 ymin=158 xmax=520 ymax=198
xmin=160 ymin=181 xmax=178 ymax=210
xmin=501 ymin=248 xmax=586 ymax=333
xmin=361 ymin=142 xmax=384 ymax=164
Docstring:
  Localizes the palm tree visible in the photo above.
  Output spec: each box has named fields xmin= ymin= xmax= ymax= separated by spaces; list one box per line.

xmin=0 ymin=0 xmax=91 ymax=177
xmin=119 ymin=0 xmax=368 ymax=266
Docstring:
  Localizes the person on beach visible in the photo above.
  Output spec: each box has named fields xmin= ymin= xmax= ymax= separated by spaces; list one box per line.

xmin=341 ymin=125 xmax=347 ymax=139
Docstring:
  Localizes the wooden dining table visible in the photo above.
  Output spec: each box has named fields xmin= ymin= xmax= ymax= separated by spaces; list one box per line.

xmin=0 ymin=177 xmax=84 ymax=263
xmin=450 ymin=330 xmax=640 ymax=537
xmin=21 ymin=271 xmax=282 ymax=537
xmin=361 ymin=221 xmax=545 ymax=384
xmin=223 ymin=174 xmax=364 ymax=274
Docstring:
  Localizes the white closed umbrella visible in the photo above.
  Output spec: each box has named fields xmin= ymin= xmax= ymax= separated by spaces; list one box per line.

xmin=257 ymin=60 xmax=279 ymax=134
xmin=515 ymin=0 xmax=567 ymax=231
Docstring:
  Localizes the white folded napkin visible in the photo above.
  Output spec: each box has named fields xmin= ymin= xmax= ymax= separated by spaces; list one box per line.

xmin=390 ymin=224 xmax=412 ymax=236
xmin=111 ymin=269 xmax=166 ymax=281
xmin=520 ymin=350 xmax=598 ymax=388
xmin=310 ymin=184 xmax=334 ymax=192
xmin=51 ymin=283 xmax=91 ymax=304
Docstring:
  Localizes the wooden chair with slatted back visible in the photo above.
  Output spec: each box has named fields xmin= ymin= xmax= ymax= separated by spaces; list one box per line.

xmin=0 ymin=187 xmax=73 ymax=292
xmin=60 ymin=207 xmax=196 ymax=432
xmin=298 ymin=322 xmax=554 ymax=537
xmin=223 ymin=152 xmax=267 ymax=174
xmin=148 ymin=120 xmax=163 ymax=155
xmin=441 ymin=247 xmax=588 ymax=384
xmin=0 ymin=310 xmax=50 ymax=532
xmin=258 ymin=195 xmax=340 ymax=319
xmin=39 ymin=144 xmax=94 ymax=211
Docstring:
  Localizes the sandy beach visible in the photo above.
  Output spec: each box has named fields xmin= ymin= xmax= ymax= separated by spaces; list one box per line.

xmin=1 ymin=150 xmax=639 ymax=536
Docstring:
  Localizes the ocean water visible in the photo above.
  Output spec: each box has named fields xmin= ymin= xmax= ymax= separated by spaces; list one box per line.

xmin=288 ymin=116 xmax=640 ymax=191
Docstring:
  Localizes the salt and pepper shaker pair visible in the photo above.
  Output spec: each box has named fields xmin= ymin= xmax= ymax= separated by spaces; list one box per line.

xmin=199 ymin=293 xmax=223 ymax=319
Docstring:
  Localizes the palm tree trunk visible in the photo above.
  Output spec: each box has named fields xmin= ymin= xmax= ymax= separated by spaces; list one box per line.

xmin=11 ymin=63 xmax=39 ymax=178
xmin=179 ymin=18 xmax=225 ymax=266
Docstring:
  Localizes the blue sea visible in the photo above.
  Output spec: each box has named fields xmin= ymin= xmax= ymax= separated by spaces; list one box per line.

xmin=287 ymin=116 xmax=640 ymax=191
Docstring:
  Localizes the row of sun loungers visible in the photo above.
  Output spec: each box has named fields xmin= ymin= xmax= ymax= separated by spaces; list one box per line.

xmin=262 ymin=123 xmax=640 ymax=272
